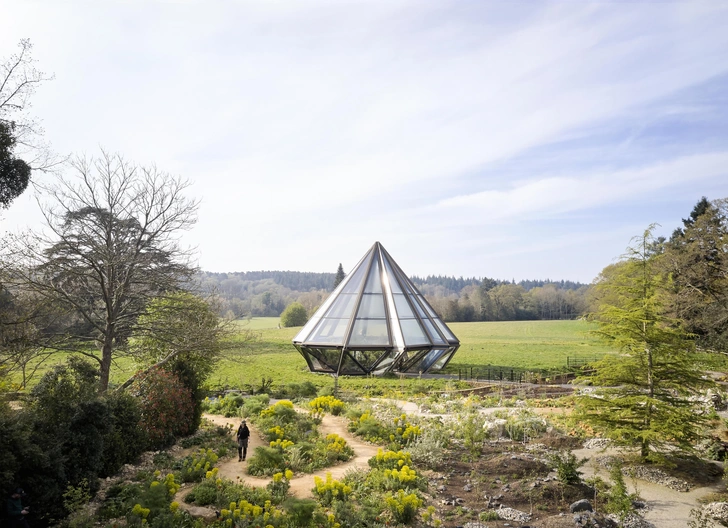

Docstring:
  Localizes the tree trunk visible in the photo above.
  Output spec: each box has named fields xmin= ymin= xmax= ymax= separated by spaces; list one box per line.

xmin=99 ymin=329 xmax=114 ymax=393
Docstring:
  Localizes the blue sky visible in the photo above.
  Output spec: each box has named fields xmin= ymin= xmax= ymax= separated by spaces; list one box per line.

xmin=1 ymin=1 xmax=727 ymax=283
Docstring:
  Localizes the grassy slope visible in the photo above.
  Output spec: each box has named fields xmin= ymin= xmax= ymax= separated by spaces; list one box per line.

xmin=210 ymin=319 xmax=618 ymax=393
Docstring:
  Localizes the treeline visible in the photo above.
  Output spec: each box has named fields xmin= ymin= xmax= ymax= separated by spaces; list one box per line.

xmin=200 ymin=270 xmax=590 ymax=322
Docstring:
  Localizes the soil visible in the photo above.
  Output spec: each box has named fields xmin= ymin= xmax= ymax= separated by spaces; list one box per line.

xmin=185 ymin=403 xmax=727 ymax=528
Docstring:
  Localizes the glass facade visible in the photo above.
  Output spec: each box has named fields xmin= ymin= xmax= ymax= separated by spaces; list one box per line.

xmin=293 ymin=242 xmax=460 ymax=375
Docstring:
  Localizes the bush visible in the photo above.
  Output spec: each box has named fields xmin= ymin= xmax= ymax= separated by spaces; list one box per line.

xmin=309 ymin=396 xmax=345 ymax=417
xmin=312 ymin=473 xmax=352 ymax=506
xmin=132 ymin=368 xmax=195 ymax=449
xmin=280 ymin=302 xmax=308 ymax=327
xmin=549 ymin=451 xmax=586 ymax=485
xmin=179 ymin=449 xmax=219 ymax=483
xmin=385 ymin=490 xmax=422 ymax=524
xmin=247 ymin=446 xmax=286 ymax=476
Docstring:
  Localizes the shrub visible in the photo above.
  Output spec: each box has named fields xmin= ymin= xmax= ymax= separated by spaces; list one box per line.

xmin=313 ymin=473 xmax=352 ymax=506
xmin=132 ymin=368 xmax=195 ymax=449
xmin=369 ymin=449 xmax=412 ymax=470
xmin=408 ymin=427 xmax=449 ymax=469
xmin=604 ymin=464 xmax=633 ymax=520
xmin=310 ymin=396 xmax=345 ymax=417
xmin=385 ymin=490 xmax=422 ymax=524
xmin=549 ymin=451 xmax=586 ymax=485
xmin=247 ymin=446 xmax=285 ymax=476
xmin=280 ymin=302 xmax=308 ymax=327
xmin=180 ymin=448 xmax=219 ymax=483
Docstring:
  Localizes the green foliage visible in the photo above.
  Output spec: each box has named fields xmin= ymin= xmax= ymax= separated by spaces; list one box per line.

xmin=576 ymin=227 xmax=713 ymax=461
xmin=100 ymin=391 xmax=146 ymax=476
xmin=280 ymin=302 xmax=308 ymax=327
xmin=132 ymin=367 xmax=195 ymax=449
xmin=309 ymin=395 xmax=345 ymax=417
xmin=179 ymin=448 xmax=219 ymax=483
xmin=313 ymin=473 xmax=352 ymax=506
xmin=548 ymin=451 xmax=586 ymax=485
xmin=604 ymin=464 xmax=633 ymax=520
xmin=246 ymin=446 xmax=286 ymax=476
xmin=385 ymin=490 xmax=422 ymax=524
xmin=203 ymin=393 xmax=245 ymax=417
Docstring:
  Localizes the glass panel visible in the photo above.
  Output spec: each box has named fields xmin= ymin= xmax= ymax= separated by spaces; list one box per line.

xmin=418 ymin=295 xmax=437 ymax=318
xmin=422 ymin=319 xmax=447 ymax=344
xmin=434 ymin=318 xmax=458 ymax=342
xmin=340 ymin=260 xmax=369 ymax=294
xmin=415 ymin=348 xmax=446 ymax=372
xmin=373 ymin=350 xmax=398 ymax=373
xmin=363 ymin=258 xmax=382 ymax=293
xmin=401 ymin=349 xmax=429 ymax=371
xmin=303 ymin=350 xmax=334 ymax=372
xmin=382 ymin=258 xmax=403 ymax=293
xmin=393 ymin=294 xmax=415 ymax=318
xmin=339 ymin=353 xmax=366 ymax=375
xmin=431 ymin=348 xmax=457 ymax=371
xmin=325 ymin=293 xmax=358 ymax=319
xmin=400 ymin=319 xmax=430 ymax=346
xmin=309 ymin=318 xmax=349 ymax=345
xmin=348 ymin=319 xmax=389 ymax=346
xmin=350 ymin=349 xmax=387 ymax=370
xmin=407 ymin=295 xmax=428 ymax=318
xmin=356 ymin=294 xmax=385 ymax=319
xmin=294 ymin=315 xmax=321 ymax=342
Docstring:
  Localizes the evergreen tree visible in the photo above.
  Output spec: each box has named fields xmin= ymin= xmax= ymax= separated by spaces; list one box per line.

xmin=664 ymin=198 xmax=728 ymax=351
xmin=576 ymin=226 xmax=711 ymax=462
xmin=334 ymin=263 xmax=345 ymax=288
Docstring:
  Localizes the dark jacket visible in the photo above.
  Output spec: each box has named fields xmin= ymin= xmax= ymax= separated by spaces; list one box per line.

xmin=237 ymin=424 xmax=250 ymax=444
xmin=6 ymin=496 xmax=25 ymax=520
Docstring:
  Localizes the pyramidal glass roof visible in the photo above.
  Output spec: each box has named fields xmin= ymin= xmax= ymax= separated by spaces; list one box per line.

xmin=293 ymin=242 xmax=459 ymax=375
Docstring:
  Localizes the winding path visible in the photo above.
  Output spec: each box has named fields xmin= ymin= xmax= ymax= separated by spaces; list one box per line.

xmin=203 ymin=412 xmax=379 ymax=498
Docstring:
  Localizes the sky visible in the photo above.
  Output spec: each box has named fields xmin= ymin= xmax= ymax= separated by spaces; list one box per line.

xmin=1 ymin=1 xmax=728 ymax=284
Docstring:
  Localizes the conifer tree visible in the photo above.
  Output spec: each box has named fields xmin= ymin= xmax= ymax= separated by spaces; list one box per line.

xmin=576 ymin=226 xmax=712 ymax=462
xmin=333 ymin=263 xmax=345 ymax=288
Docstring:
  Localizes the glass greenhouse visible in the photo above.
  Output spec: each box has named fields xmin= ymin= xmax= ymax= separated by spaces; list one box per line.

xmin=293 ymin=242 xmax=460 ymax=375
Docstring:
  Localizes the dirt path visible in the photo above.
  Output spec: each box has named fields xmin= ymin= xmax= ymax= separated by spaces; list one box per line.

xmin=572 ymin=446 xmax=724 ymax=528
xmin=203 ymin=413 xmax=379 ymax=498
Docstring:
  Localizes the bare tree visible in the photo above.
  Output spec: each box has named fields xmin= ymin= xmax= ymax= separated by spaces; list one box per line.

xmin=0 ymin=39 xmax=57 ymax=170
xmin=5 ymin=150 xmax=199 ymax=392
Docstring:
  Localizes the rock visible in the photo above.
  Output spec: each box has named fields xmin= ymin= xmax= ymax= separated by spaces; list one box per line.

xmin=573 ymin=511 xmax=618 ymax=527
xmin=496 ymin=506 xmax=531 ymax=523
xmin=570 ymin=499 xmax=593 ymax=513
xmin=437 ymin=485 xmax=446 ymax=492
xmin=455 ymin=497 xmax=465 ymax=505
xmin=463 ymin=484 xmax=472 ymax=492
xmin=704 ymin=502 xmax=728 ymax=525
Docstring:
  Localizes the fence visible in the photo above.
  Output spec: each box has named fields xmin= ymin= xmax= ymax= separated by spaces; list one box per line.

xmin=565 ymin=356 xmax=600 ymax=369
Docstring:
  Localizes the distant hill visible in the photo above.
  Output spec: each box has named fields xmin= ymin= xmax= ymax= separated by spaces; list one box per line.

xmin=198 ymin=270 xmax=590 ymax=322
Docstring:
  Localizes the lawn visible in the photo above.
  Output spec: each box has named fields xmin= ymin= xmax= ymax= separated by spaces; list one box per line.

xmin=209 ymin=319 xmax=618 ymax=394
xmin=444 ymin=319 xmax=617 ymax=373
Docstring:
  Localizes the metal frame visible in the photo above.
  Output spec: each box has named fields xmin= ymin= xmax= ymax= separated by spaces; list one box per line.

xmin=293 ymin=242 xmax=460 ymax=376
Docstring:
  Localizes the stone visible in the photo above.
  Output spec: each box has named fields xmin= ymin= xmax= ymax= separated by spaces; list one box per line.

xmin=463 ymin=484 xmax=472 ymax=492
xmin=704 ymin=502 xmax=728 ymax=525
xmin=570 ymin=499 xmax=593 ymax=513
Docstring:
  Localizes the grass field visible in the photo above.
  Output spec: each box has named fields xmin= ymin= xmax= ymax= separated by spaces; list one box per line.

xmin=209 ymin=318 xmax=618 ymax=394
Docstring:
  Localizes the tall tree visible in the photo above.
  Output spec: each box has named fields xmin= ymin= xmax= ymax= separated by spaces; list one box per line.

xmin=5 ymin=151 xmax=198 ymax=392
xmin=0 ymin=39 xmax=57 ymax=205
xmin=664 ymin=197 xmax=728 ymax=352
xmin=576 ymin=226 xmax=711 ymax=461
xmin=333 ymin=263 xmax=345 ymax=288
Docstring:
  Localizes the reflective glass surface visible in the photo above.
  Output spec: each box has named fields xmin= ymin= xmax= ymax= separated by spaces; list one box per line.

xmin=422 ymin=319 xmax=447 ymax=344
xmin=400 ymin=319 xmax=430 ymax=346
xmin=349 ymin=319 xmax=389 ymax=346
xmin=393 ymin=294 xmax=415 ymax=318
xmin=363 ymin=258 xmax=383 ymax=293
xmin=356 ymin=293 xmax=386 ymax=319
xmin=325 ymin=293 xmax=358 ymax=319
xmin=308 ymin=318 xmax=349 ymax=345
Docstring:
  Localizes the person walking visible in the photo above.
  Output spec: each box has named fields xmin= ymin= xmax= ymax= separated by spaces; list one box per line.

xmin=236 ymin=420 xmax=250 ymax=461
xmin=6 ymin=488 xmax=29 ymax=528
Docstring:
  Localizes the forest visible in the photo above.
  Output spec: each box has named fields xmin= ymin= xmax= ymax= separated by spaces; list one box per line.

xmin=200 ymin=271 xmax=590 ymax=322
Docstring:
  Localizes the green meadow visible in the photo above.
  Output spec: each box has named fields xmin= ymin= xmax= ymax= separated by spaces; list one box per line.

xmin=210 ymin=318 xmax=618 ymax=393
